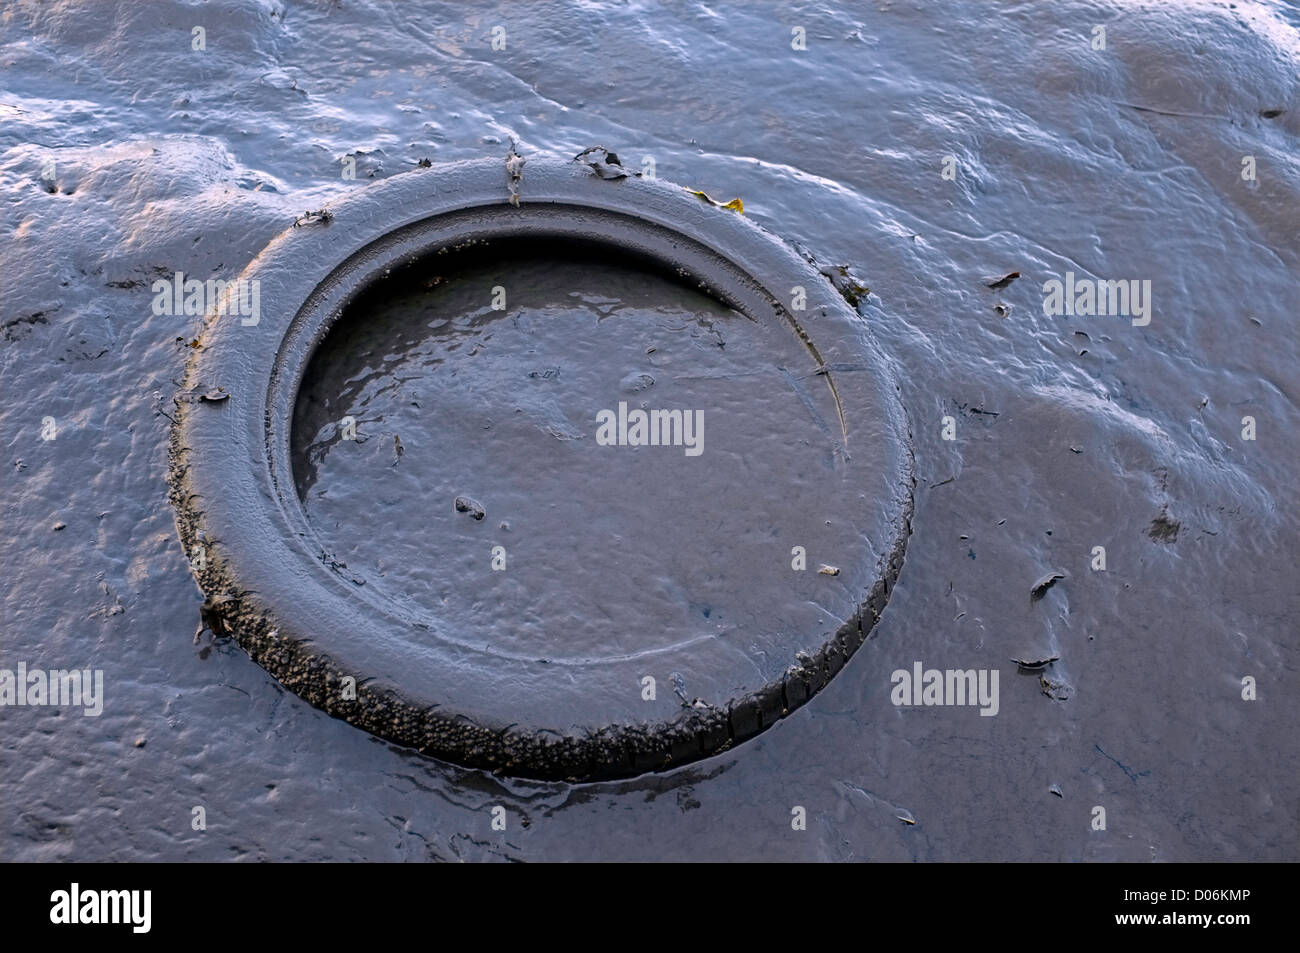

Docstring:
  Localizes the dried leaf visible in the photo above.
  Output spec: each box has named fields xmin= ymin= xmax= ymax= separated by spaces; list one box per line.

xmin=687 ymin=189 xmax=744 ymax=213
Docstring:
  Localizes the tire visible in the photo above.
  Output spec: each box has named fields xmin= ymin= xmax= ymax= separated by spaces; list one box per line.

xmin=168 ymin=156 xmax=913 ymax=781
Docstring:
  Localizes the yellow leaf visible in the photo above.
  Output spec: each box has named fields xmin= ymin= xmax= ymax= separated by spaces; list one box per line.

xmin=686 ymin=188 xmax=744 ymax=214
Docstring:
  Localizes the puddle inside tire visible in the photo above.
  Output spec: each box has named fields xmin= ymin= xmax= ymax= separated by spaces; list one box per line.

xmin=292 ymin=240 xmax=871 ymax=666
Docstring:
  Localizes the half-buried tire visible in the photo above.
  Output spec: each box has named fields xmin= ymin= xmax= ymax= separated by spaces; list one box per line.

xmin=168 ymin=156 xmax=913 ymax=781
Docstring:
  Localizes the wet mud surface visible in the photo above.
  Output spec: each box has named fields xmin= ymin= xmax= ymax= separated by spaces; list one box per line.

xmin=294 ymin=246 xmax=867 ymax=664
xmin=2 ymin=0 xmax=1297 ymax=860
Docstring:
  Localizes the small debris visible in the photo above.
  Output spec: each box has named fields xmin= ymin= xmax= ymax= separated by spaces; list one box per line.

xmin=620 ymin=372 xmax=655 ymax=393
xmin=1259 ymin=108 xmax=1286 ymax=119
xmin=671 ymin=672 xmax=692 ymax=707
xmin=818 ymin=263 xmax=869 ymax=307
xmin=1030 ymin=570 xmax=1066 ymax=600
xmin=454 ymin=496 xmax=485 ymax=520
xmin=52 ymin=521 xmax=66 ymax=531
xmin=1069 ymin=445 xmax=1083 ymax=454
xmin=134 ymin=737 xmax=147 ymax=749
xmin=1049 ymin=784 xmax=1063 ymax=798
xmin=506 ymin=140 xmax=526 ymax=206
xmin=574 ymin=145 xmax=634 ymax=180
xmin=198 ymin=593 xmax=236 ymax=640
xmin=994 ymin=303 xmax=1011 ymax=317
xmin=818 ymin=564 xmax=840 ymax=576
xmin=417 ymin=157 xmax=432 ymax=168
xmin=956 ymin=402 xmax=999 ymax=418
xmin=1011 ymin=655 xmax=1060 ymax=670
xmin=1148 ymin=509 xmax=1180 ymax=543
xmin=1039 ymin=670 xmax=1073 ymax=700
xmin=199 ymin=388 xmax=229 ymax=403
xmin=293 ymin=208 xmax=334 ymax=227
xmin=986 ymin=271 xmax=1020 ymax=290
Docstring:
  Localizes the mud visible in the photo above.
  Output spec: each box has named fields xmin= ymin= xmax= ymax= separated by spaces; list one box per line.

xmin=2 ymin=0 xmax=1296 ymax=860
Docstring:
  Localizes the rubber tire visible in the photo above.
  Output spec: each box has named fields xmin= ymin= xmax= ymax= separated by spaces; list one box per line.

xmin=168 ymin=156 xmax=913 ymax=781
